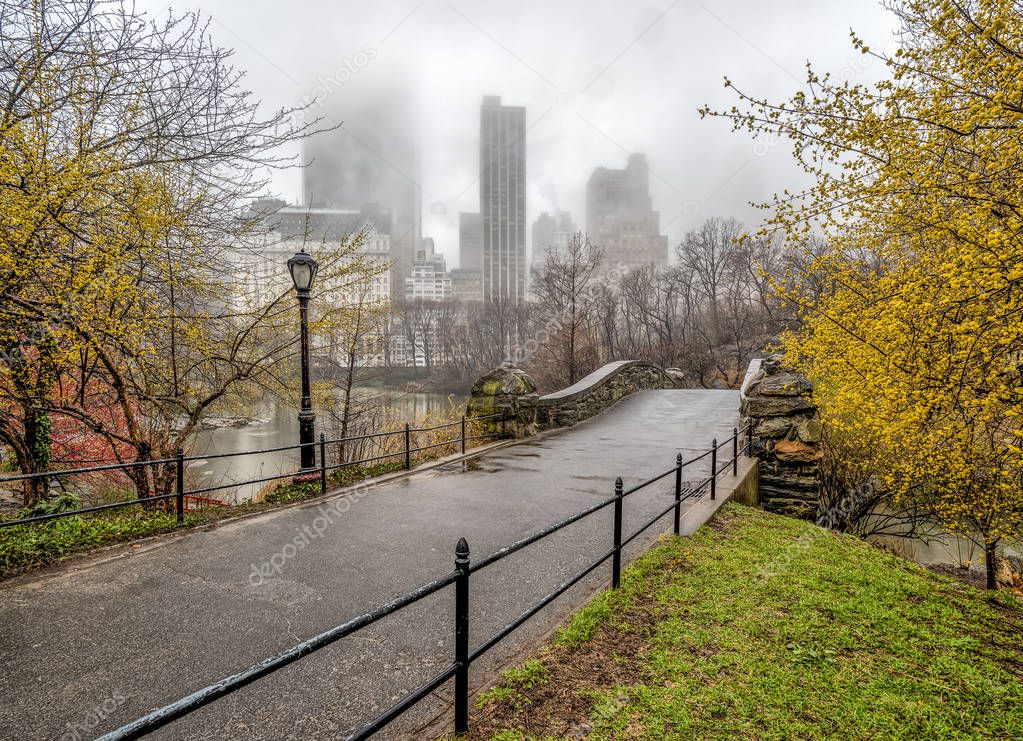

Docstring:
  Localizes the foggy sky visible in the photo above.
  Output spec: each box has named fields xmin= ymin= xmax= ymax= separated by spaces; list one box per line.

xmin=140 ymin=0 xmax=899 ymax=267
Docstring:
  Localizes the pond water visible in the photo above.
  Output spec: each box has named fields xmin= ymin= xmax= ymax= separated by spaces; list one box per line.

xmin=186 ymin=391 xmax=460 ymax=503
xmin=871 ymin=529 xmax=1021 ymax=568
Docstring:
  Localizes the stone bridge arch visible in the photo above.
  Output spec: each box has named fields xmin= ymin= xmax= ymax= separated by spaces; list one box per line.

xmin=467 ymin=360 xmax=685 ymax=435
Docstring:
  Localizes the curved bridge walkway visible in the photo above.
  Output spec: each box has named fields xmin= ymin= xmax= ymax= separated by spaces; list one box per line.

xmin=0 ymin=389 xmax=738 ymax=740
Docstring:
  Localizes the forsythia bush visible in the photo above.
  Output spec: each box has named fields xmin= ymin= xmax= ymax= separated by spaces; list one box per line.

xmin=705 ymin=0 xmax=1023 ymax=585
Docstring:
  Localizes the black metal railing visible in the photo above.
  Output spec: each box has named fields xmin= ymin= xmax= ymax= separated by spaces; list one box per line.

xmin=96 ymin=422 xmax=753 ymax=741
xmin=0 ymin=412 xmax=508 ymax=529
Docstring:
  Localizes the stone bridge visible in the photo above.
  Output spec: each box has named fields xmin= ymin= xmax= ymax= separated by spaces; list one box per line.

xmin=0 ymin=361 xmax=754 ymax=740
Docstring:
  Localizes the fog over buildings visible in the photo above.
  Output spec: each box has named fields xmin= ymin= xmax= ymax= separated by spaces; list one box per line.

xmin=139 ymin=0 xmax=898 ymax=269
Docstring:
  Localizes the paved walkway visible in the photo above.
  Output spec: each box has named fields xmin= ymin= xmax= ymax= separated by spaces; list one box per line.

xmin=0 ymin=389 xmax=739 ymax=740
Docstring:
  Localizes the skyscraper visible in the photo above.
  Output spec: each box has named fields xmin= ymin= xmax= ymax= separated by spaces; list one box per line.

xmin=530 ymin=210 xmax=577 ymax=273
xmin=300 ymin=85 xmax=421 ymax=301
xmin=479 ymin=96 xmax=526 ymax=302
xmin=458 ymin=212 xmax=482 ymax=271
xmin=586 ymin=153 xmax=668 ymax=273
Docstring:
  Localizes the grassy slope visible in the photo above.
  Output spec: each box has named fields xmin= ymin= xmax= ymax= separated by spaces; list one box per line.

xmin=472 ymin=503 xmax=1023 ymax=740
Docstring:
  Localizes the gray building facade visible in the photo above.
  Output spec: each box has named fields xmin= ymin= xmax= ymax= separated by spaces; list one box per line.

xmin=479 ymin=96 xmax=526 ymax=302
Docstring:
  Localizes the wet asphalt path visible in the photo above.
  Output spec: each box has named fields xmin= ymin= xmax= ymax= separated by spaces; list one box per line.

xmin=0 ymin=389 xmax=738 ymax=740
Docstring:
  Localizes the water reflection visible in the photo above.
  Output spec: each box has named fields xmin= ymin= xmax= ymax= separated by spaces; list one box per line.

xmin=188 ymin=392 xmax=459 ymax=503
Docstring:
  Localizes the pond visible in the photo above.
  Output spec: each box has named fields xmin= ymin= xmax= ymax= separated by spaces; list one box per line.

xmin=186 ymin=391 xmax=461 ymax=503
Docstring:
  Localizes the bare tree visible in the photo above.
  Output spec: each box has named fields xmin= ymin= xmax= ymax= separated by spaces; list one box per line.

xmin=532 ymin=234 xmax=604 ymax=387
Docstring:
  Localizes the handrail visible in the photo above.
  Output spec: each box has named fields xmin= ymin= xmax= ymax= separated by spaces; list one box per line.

xmin=0 ymin=413 xmax=507 ymax=485
xmin=0 ymin=411 xmax=509 ymax=529
xmin=97 ymin=423 xmax=752 ymax=740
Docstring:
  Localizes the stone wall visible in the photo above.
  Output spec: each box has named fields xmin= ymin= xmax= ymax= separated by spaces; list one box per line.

xmin=740 ymin=355 xmax=822 ymax=519
xmin=467 ymin=360 xmax=681 ymax=436
xmin=536 ymin=361 xmax=681 ymax=429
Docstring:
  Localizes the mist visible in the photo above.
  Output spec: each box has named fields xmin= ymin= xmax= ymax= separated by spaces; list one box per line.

xmin=141 ymin=0 xmax=898 ymax=267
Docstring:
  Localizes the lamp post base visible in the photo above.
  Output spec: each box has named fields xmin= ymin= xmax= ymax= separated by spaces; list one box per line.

xmin=298 ymin=409 xmax=316 ymax=471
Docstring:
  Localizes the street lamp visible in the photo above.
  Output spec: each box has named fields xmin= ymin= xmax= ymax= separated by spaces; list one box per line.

xmin=288 ymin=248 xmax=318 ymax=472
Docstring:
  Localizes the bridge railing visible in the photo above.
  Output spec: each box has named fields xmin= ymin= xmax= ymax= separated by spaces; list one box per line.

xmin=96 ymin=423 xmax=753 ymax=741
xmin=0 ymin=412 xmax=508 ymax=529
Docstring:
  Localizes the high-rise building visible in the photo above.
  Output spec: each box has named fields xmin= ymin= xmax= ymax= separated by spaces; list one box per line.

xmin=453 ymin=211 xmax=483 ymax=302
xmin=235 ymin=200 xmax=393 ymax=365
xmin=450 ymin=269 xmax=483 ymax=302
xmin=586 ymin=153 xmax=668 ymax=273
xmin=404 ymin=238 xmax=451 ymax=302
xmin=236 ymin=200 xmax=392 ymax=310
xmin=479 ymin=96 xmax=526 ymax=302
xmin=458 ymin=212 xmax=482 ymax=271
xmin=300 ymin=85 xmax=421 ymax=301
xmin=530 ymin=210 xmax=577 ymax=273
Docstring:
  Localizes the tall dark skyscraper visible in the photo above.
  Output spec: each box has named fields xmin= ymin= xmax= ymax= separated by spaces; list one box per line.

xmin=586 ymin=153 xmax=668 ymax=272
xmin=300 ymin=86 xmax=421 ymax=300
xmin=479 ymin=96 xmax=526 ymax=302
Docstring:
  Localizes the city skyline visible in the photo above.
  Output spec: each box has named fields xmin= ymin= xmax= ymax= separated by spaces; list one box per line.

xmin=135 ymin=0 xmax=898 ymax=270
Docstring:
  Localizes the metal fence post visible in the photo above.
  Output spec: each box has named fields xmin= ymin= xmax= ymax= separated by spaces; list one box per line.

xmin=746 ymin=423 xmax=753 ymax=456
xmin=612 ymin=477 xmax=623 ymax=588
xmin=319 ymin=433 xmax=327 ymax=496
xmin=175 ymin=448 xmax=184 ymax=524
xmin=461 ymin=415 xmax=466 ymax=455
xmin=673 ymin=453 xmax=683 ymax=535
xmin=404 ymin=423 xmax=411 ymax=470
xmin=710 ymin=439 xmax=717 ymax=501
xmin=454 ymin=537 xmax=471 ymax=735
xmin=732 ymin=426 xmax=738 ymax=477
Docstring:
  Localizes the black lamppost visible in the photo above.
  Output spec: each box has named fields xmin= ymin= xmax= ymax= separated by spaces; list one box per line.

xmin=288 ymin=248 xmax=318 ymax=472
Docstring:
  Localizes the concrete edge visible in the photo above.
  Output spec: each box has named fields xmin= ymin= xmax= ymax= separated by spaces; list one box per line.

xmin=678 ymin=457 xmax=759 ymax=535
xmin=0 ymin=438 xmax=520 ymax=590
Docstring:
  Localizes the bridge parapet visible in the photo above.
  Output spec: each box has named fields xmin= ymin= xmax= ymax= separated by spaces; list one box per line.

xmin=467 ymin=360 xmax=683 ymax=436
xmin=536 ymin=361 xmax=680 ymax=429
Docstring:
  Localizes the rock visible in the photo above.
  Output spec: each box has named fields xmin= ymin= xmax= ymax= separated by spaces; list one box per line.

xmin=772 ymin=439 xmax=823 ymax=463
xmin=663 ymin=367 xmax=687 ymax=387
xmin=794 ymin=416 xmax=823 ymax=443
xmin=761 ymin=495 xmax=817 ymax=519
xmin=467 ymin=363 xmax=539 ymax=438
xmin=739 ymin=356 xmax=822 ymax=521
xmin=752 ymin=372 xmax=813 ymax=397
xmin=1007 ymin=554 xmax=1023 ymax=575
xmin=742 ymin=394 xmax=816 ymax=418
xmin=469 ymin=361 xmax=537 ymax=398
xmin=754 ymin=417 xmax=794 ymax=439
xmin=994 ymin=557 xmax=1018 ymax=590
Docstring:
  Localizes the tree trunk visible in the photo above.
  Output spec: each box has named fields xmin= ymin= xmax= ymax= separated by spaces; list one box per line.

xmin=22 ymin=407 xmax=51 ymax=506
xmin=985 ymin=537 xmax=997 ymax=590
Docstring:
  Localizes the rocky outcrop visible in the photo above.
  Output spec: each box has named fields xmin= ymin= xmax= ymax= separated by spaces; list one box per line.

xmin=466 ymin=362 xmax=539 ymax=438
xmin=467 ymin=360 xmax=682 ymax=436
xmin=740 ymin=355 xmax=821 ymax=519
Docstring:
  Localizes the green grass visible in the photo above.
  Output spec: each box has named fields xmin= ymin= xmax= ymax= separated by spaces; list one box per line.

xmin=474 ymin=503 xmax=1023 ymax=740
xmin=0 ymin=460 xmax=404 ymax=578
xmin=477 ymin=660 xmax=550 ymax=710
